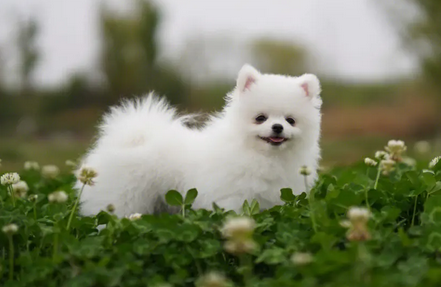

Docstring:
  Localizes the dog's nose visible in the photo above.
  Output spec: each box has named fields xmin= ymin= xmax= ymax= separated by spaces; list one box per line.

xmin=272 ymin=124 xmax=283 ymax=134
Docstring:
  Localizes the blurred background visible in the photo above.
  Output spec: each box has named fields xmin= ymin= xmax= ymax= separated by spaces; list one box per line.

xmin=0 ymin=0 xmax=440 ymax=171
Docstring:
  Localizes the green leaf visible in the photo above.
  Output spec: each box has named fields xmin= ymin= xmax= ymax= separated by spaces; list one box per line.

xmin=184 ymin=188 xmax=198 ymax=205
xmin=250 ymin=199 xmax=260 ymax=215
xmin=380 ymin=206 xmax=401 ymax=223
xmin=197 ymin=239 xmax=222 ymax=258
xmin=280 ymin=188 xmax=296 ymax=202
xmin=242 ymin=200 xmax=251 ymax=214
xmin=155 ymin=228 xmax=176 ymax=243
xmin=212 ymin=202 xmax=224 ymax=214
xmin=176 ymin=225 xmax=200 ymax=242
xmin=165 ymin=190 xmax=183 ymax=206
xmin=422 ymin=172 xmax=436 ymax=188
xmin=256 ymin=248 xmax=286 ymax=264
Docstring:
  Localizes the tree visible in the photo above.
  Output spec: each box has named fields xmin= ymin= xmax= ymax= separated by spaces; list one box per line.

xmin=250 ymin=39 xmax=310 ymax=75
xmin=385 ymin=1 xmax=441 ymax=93
xmin=17 ymin=18 xmax=39 ymax=97
xmin=100 ymin=0 xmax=186 ymax=105
xmin=15 ymin=18 xmax=40 ymax=137
xmin=410 ymin=1 xmax=441 ymax=92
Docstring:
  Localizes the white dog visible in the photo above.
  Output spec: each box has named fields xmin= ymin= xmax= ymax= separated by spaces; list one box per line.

xmin=77 ymin=64 xmax=322 ymax=217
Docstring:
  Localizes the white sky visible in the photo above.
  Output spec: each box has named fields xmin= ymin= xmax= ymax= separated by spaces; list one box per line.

xmin=0 ymin=0 xmax=419 ymax=87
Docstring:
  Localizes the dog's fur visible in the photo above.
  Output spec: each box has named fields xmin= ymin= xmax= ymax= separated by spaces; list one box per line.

xmin=76 ymin=64 xmax=322 ymax=217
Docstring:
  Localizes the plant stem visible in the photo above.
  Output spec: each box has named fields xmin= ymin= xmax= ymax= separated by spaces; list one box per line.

xmin=8 ymin=185 xmax=16 ymax=207
xmin=240 ymin=254 xmax=252 ymax=286
xmin=8 ymin=235 xmax=14 ymax=280
xmin=181 ymin=204 xmax=185 ymax=217
xmin=373 ymin=166 xmax=382 ymax=190
xmin=33 ymin=203 xmax=37 ymax=220
xmin=355 ymin=242 xmax=369 ymax=285
xmin=53 ymin=233 xmax=58 ymax=261
xmin=365 ymin=188 xmax=370 ymax=210
xmin=67 ymin=183 xmax=85 ymax=230
xmin=411 ymin=195 xmax=418 ymax=227
xmin=305 ymin=175 xmax=317 ymax=233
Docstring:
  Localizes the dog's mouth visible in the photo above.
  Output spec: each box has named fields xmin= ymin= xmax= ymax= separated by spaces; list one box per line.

xmin=259 ymin=136 xmax=288 ymax=146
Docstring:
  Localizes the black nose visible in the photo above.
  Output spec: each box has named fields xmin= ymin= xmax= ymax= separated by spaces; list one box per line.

xmin=272 ymin=124 xmax=283 ymax=134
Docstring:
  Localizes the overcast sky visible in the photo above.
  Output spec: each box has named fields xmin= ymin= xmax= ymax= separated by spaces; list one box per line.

xmin=0 ymin=0 xmax=419 ymax=87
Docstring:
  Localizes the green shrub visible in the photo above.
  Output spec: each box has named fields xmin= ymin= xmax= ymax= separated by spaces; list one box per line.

xmin=0 ymin=151 xmax=441 ymax=287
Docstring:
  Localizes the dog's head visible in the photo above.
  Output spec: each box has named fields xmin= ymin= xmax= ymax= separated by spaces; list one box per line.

xmin=226 ymin=64 xmax=322 ymax=152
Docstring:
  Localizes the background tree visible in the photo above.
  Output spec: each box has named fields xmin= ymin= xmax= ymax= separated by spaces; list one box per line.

xmin=386 ymin=0 xmax=441 ymax=95
xmin=17 ymin=18 xmax=39 ymax=98
xmin=100 ymin=0 xmax=186 ymax=105
xmin=16 ymin=18 xmax=40 ymax=137
xmin=250 ymin=38 xmax=309 ymax=75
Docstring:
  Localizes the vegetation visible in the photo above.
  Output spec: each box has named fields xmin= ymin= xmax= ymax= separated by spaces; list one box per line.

xmin=399 ymin=0 xmax=441 ymax=96
xmin=1 ymin=141 xmax=441 ymax=286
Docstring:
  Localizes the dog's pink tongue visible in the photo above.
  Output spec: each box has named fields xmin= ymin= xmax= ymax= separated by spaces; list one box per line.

xmin=269 ymin=137 xmax=284 ymax=143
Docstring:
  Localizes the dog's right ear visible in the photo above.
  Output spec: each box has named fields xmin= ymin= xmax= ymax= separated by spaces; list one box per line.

xmin=236 ymin=64 xmax=260 ymax=92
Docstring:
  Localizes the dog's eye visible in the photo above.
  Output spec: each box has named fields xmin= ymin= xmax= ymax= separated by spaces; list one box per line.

xmin=255 ymin=115 xmax=267 ymax=124
xmin=286 ymin=117 xmax=296 ymax=125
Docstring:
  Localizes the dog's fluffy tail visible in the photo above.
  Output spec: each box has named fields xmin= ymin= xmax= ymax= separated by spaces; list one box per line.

xmin=95 ymin=92 xmax=191 ymax=149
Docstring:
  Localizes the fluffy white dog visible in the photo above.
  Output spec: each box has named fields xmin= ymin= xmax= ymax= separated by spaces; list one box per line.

xmin=77 ymin=64 xmax=322 ymax=217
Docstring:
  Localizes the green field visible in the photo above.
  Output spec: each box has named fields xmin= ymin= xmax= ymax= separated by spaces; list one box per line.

xmin=1 ymin=140 xmax=441 ymax=286
xmin=0 ymin=135 xmax=438 ymax=171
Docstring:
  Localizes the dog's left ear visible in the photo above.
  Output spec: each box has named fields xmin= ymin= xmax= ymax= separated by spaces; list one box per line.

xmin=237 ymin=64 xmax=260 ymax=92
xmin=298 ymin=74 xmax=321 ymax=98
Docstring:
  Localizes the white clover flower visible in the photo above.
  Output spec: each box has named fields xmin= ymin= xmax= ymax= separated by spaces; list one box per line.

xmin=106 ymin=204 xmax=116 ymax=213
xmin=65 ymin=160 xmax=77 ymax=168
xmin=221 ymin=217 xmax=257 ymax=255
xmin=429 ymin=156 xmax=441 ymax=169
xmin=196 ymin=272 xmax=229 ymax=287
xmin=48 ymin=191 xmax=68 ymax=203
xmin=364 ymin=158 xmax=377 ymax=167
xmin=224 ymin=239 xmax=257 ymax=255
xmin=11 ymin=181 xmax=29 ymax=198
xmin=28 ymin=194 xmax=38 ymax=202
xmin=1 ymin=173 xmax=20 ymax=186
xmin=128 ymin=213 xmax=142 ymax=220
xmin=385 ymin=140 xmax=407 ymax=161
xmin=343 ymin=207 xmax=372 ymax=242
xmin=41 ymin=165 xmax=60 ymax=179
xmin=2 ymin=223 xmax=18 ymax=235
xmin=221 ymin=217 xmax=255 ymax=239
xmin=24 ymin=161 xmax=40 ymax=170
xmin=375 ymin=151 xmax=388 ymax=160
xmin=299 ymin=165 xmax=312 ymax=176
xmin=414 ymin=141 xmax=431 ymax=154
xmin=347 ymin=207 xmax=371 ymax=223
xmin=76 ymin=165 xmax=98 ymax=186
xmin=291 ymin=252 xmax=313 ymax=265
xmin=386 ymin=140 xmax=406 ymax=152
xmin=380 ymin=159 xmax=396 ymax=175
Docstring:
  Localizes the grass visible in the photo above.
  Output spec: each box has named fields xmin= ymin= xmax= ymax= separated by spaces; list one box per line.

xmin=0 ymin=138 xmax=88 ymax=172
xmin=1 ymin=135 xmax=438 ymax=172
xmin=0 ymin=141 xmax=440 ymax=286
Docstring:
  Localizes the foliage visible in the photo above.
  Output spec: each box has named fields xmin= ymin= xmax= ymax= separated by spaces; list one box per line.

xmin=386 ymin=0 xmax=441 ymax=98
xmin=250 ymin=38 xmax=309 ymax=75
xmin=17 ymin=18 xmax=39 ymax=96
xmin=1 ymin=148 xmax=441 ymax=286
xmin=100 ymin=0 xmax=187 ymax=105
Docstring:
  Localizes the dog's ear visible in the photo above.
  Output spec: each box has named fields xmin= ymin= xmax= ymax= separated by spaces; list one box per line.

xmin=237 ymin=64 xmax=260 ymax=92
xmin=298 ymin=74 xmax=321 ymax=98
